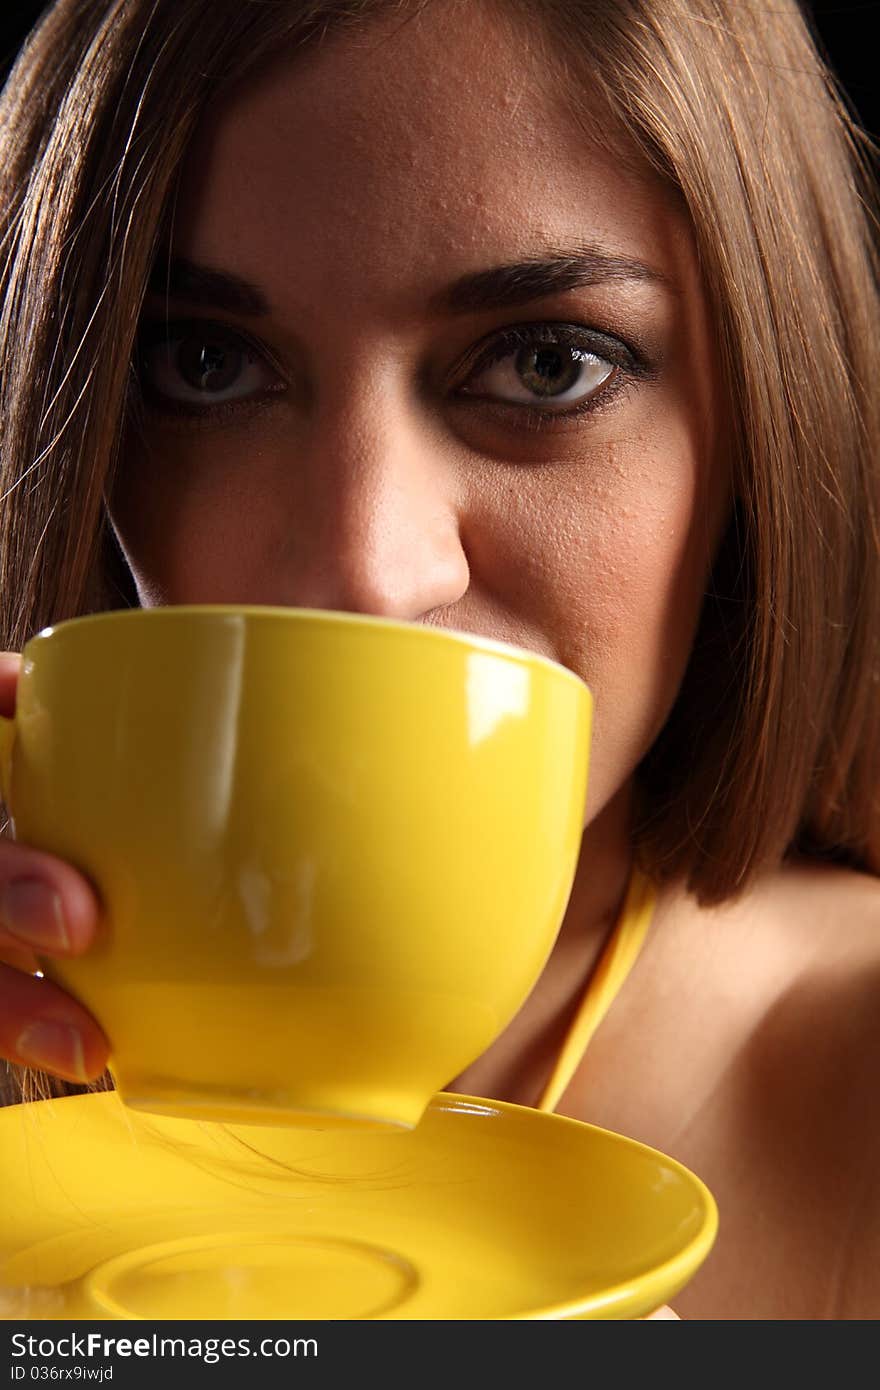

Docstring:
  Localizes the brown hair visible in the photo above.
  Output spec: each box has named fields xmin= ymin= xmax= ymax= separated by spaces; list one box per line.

xmin=1 ymin=0 xmax=878 ymax=1104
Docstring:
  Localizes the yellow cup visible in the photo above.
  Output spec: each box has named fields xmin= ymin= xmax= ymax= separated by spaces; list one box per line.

xmin=0 ymin=606 xmax=591 ymax=1130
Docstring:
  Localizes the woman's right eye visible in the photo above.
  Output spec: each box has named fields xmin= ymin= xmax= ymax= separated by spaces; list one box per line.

xmin=135 ymin=321 xmax=285 ymax=411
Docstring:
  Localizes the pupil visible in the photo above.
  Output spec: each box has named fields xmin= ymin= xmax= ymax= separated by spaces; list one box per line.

xmin=518 ymin=345 xmax=579 ymax=397
xmin=179 ymin=337 xmax=242 ymax=392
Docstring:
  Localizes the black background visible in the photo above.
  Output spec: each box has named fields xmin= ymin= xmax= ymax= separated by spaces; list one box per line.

xmin=808 ymin=0 xmax=880 ymax=135
xmin=0 ymin=2 xmax=878 ymax=136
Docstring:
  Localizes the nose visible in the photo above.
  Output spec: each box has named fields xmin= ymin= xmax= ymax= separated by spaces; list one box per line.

xmin=278 ymin=390 xmax=471 ymax=623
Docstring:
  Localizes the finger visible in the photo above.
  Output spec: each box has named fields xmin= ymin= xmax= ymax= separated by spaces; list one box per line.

xmin=1 ymin=655 xmax=102 ymax=958
xmin=0 ymin=649 xmax=109 ymax=1085
xmin=645 ymin=1305 xmax=680 ymax=1319
xmin=0 ymin=844 xmax=102 ymax=956
xmin=0 ymin=651 xmax=21 ymax=717
xmin=0 ymin=960 xmax=110 ymax=1083
xmin=0 ymin=938 xmax=41 ymax=973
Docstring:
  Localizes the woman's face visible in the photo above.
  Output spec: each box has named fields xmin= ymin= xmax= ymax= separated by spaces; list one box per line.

xmin=110 ymin=0 xmax=730 ymax=827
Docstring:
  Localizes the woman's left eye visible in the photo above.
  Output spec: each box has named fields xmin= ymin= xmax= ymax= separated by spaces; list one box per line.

xmin=457 ymin=324 xmax=631 ymax=416
xmin=136 ymin=322 xmax=284 ymax=408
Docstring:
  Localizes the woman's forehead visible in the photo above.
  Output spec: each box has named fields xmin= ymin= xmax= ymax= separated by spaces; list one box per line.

xmin=170 ymin=4 xmax=695 ymax=323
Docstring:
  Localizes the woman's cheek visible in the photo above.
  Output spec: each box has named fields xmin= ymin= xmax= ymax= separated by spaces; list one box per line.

xmin=554 ymin=450 xmax=718 ymax=821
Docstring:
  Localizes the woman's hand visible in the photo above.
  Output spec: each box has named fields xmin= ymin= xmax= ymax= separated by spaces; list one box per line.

xmin=0 ymin=653 xmax=109 ymax=1085
xmin=646 ymin=1306 xmax=680 ymax=1319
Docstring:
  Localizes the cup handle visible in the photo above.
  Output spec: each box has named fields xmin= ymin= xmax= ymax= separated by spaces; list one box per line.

xmin=0 ymin=712 xmax=15 ymax=806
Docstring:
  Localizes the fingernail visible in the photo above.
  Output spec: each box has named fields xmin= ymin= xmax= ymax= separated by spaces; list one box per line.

xmin=15 ymin=1020 xmax=89 ymax=1082
xmin=0 ymin=879 xmax=70 ymax=951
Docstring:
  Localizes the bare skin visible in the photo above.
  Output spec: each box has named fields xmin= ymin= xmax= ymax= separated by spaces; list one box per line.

xmin=1 ymin=0 xmax=879 ymax=1318
xmin=454 ymin=861 xmax=880 ymax=1318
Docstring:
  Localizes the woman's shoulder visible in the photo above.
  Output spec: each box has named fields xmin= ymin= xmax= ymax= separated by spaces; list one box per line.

xmin=736 ymin=861 xmax=880 ymax=1315
xmin=748 ymin=859 xmax=880 ymax=1005
xmin=749 ymin=854 xmax=880 ymax=1030
xmin=662 ymin=861 xmax=880 ymax=1317
xmin=685 ymin=857 xmax=880 ymax=977
xmin=706 ymin=859 xmax=880 ymax=1097
xmin=761 ymin=856 xmax=880 ymax=926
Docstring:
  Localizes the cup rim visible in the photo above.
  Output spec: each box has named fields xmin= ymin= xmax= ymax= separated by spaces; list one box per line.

xmin=27 ymin=605 xmax=590 ymax=692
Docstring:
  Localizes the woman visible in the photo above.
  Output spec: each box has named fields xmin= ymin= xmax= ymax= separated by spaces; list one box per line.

xmin=1 ymin=0 xmax=879 ymax=1318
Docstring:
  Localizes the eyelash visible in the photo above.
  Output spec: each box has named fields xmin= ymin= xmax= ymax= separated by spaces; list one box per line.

xmin=458 ymin=323 xmax=648 ymax=430
xmin=132 ymin=317 xmax=652 ymax=431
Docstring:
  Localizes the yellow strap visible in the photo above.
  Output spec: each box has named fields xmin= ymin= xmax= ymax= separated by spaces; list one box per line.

xmin=535 ymin=865 xmax=657 ymax=1114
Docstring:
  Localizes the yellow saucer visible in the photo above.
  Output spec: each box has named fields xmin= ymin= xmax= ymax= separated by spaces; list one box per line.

xmin=0 ymin=1091 xmax=717 ymax=1320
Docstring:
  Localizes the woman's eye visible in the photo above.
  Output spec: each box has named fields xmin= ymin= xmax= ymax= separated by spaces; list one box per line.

xmin=459 ymin=326 xmax=623 ymax=414
xmin=136 ymin=322 xmax=283 ymax=408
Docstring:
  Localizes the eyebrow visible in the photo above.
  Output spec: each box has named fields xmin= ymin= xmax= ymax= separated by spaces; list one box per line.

xmin=146 ymin=257 xmax=270 ymax=316
xmin=429 ymin=246 xmax=673 ymax=314
xmin=146 ymin=244 xmax=671 ymax=320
